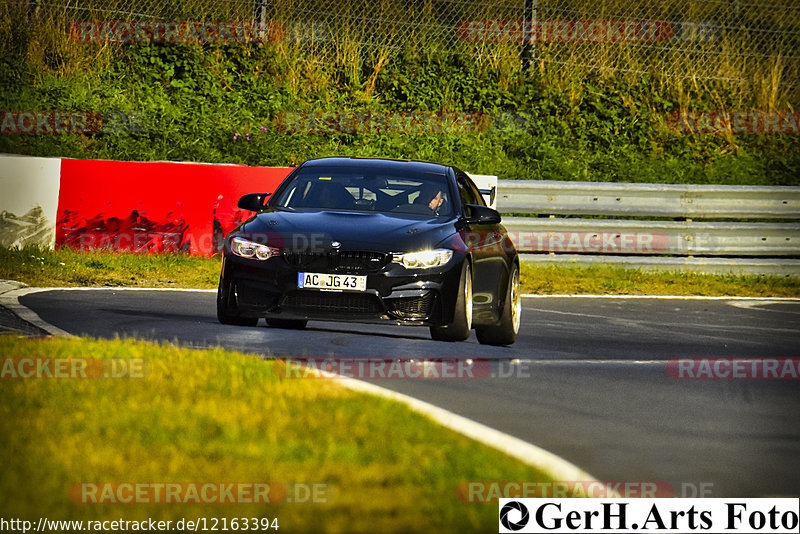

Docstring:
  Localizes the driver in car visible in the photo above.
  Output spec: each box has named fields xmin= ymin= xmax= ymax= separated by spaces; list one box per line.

xmin=415 ymin=183 xmax=445 ymax=215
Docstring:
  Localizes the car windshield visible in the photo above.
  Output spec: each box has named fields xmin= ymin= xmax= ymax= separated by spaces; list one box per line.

xmin=271 ymin=166 xmax=454 ymax=218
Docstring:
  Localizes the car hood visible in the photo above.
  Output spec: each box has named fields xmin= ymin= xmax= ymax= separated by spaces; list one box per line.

xmin=238 ymin=208 xmax=459 ymax=252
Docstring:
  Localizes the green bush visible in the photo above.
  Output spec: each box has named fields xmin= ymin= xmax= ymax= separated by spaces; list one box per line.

xmin=0 ymin=9 xmax=798 ymax=185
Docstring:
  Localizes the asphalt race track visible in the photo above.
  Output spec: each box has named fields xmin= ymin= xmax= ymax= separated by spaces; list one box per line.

xmin=19 ymin=289 xmax=800 ymax=498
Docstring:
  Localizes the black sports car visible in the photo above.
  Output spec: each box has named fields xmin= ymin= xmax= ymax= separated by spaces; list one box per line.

xmin=216 ymin=157 xmax=521 ymax=345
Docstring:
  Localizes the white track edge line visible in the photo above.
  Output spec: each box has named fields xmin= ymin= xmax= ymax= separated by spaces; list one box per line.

xmin=522 ymin=294 xmax=800 ymax=301
xmin=312 ymin=368 xmax=602 ymax=484
xmin=0 ymin=286 xmax=218 ymax=292
xmin=0 ymin=288 xmax=76 ymax=338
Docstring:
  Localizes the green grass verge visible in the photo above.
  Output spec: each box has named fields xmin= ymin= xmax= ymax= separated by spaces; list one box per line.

xmin=1 ymin=246 xmax=798 ymax=297
xmin=0 ymin=246 xmax=221 ymax=289
xmin=0 ymin=335 xmax=552 ymax=533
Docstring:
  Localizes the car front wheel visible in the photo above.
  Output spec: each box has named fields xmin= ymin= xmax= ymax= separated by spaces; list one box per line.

xmin=430 ymin=262 xmax=472 ymax=342
xmin=217 ymin=281 xmax=259 ymax=327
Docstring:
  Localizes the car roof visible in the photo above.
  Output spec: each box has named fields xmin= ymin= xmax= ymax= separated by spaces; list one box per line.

xmin=299 ymin=157 xmax=451 ymax=176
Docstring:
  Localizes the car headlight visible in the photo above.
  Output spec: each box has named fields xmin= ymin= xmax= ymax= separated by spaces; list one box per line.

xmin=393 ymin=249 xmax=453 ymax=269
xmin=230 ymin=237 xmax=280 ymax=260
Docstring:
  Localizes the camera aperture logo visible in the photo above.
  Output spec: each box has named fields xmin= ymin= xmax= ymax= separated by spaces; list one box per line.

xmin=500 ymin=500 xmax=531 ymax=531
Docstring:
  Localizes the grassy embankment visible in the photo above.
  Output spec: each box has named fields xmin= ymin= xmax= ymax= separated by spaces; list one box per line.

xmin=0 ymin=335 xmax=556 ymax=532
xmin=0 ymin=0 xmax=797 ymax=184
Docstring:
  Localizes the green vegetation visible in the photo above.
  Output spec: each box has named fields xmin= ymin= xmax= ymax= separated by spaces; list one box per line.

xmin=0 ymin=2 xmax=798 ymax=185
xmin=0 ymin=246 xmax=220 ymax=288
xmin=2 ymin=246 xmax=798 ymax=297
xmin=0 ymin=335 xmax=554 ymax=532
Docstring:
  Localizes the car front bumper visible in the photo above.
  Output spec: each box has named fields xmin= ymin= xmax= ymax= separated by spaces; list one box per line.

xmin=219 ymin=251 xmax=466 ymax=326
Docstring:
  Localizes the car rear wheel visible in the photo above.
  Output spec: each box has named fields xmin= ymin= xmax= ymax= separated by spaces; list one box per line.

xmin=217 ymin=282 xmax=259 ymax=327
xmin=476 ymin=263 xmax=521 ymax=346
xmin=266 ymin=318 xmax=308 ymax=329
xmin=430 ymin=262 xmax=472 ymax=342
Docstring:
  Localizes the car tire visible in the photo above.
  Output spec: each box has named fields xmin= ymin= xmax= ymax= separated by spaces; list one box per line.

xmin=266 ymin=318 xmax=308 ymax=330
xmin=476 ymin=262 xmax=521 ymax=346
xmin=217 ymin=282 xmax=259 ymax=327
xmin=430 ymin=261 xmax=472 ymax=342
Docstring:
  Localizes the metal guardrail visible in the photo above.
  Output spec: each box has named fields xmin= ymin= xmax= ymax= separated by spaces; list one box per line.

xmin=495 ymin=180 xmax=800 ymax=275
xmin=497 ymin=180 xmax=800 ymax=219
xmin=517 ymin=255 xmax=800 ymax=276
xmin=503 ymin=218 xmax=800 ymax=257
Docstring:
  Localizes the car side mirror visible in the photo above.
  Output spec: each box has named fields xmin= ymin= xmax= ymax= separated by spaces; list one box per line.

xmin=464 ymin=204 xmax=501 ymax=224
xmin=238 ymin=192 xmax=272 ymax=211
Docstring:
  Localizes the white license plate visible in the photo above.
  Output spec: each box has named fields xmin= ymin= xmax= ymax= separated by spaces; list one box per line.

xmin=297 ymin=272 xmax=367 ymax=292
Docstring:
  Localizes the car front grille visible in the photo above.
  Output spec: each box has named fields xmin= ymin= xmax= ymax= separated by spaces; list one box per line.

xmin=386 ymin=293 xmax=435 ymax=319
xmin=282 ymin=251 xmax=328 ymax=271
xmin=281 ymin=291 xmax=384 ymax=314
xmin=337 ymin=251 xmax=387 ymax=272
xmin=283 ymin=250 xmax=388 ymax=274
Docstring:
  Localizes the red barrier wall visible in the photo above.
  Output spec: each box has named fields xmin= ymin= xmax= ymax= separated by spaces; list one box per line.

xmin=56 ymin=159 xmax=292 ymax=256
